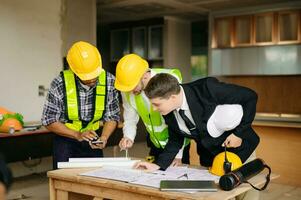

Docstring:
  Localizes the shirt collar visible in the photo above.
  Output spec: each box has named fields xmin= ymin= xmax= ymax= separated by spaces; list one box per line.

xmin=177 ymin=86 xmax=189 ymax=112
xmin=150 ymin=69 xmax=156 ymax=78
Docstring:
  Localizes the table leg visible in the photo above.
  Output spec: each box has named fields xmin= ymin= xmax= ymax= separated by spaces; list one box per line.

xmin=57 ymin=190 xmax=68 ymax=200
xmin=49 ymin=178 xmax=56 ymax=200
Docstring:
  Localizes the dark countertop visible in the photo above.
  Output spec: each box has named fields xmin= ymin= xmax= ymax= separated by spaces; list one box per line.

xmin=253 ymin=112 xmax=301 ymax=128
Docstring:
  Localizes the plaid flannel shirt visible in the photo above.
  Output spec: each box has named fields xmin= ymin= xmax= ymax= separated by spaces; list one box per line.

xmin=41 ymin=71 xmax=120 ymax=126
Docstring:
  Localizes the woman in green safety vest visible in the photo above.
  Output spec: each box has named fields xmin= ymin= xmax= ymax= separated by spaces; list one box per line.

xmin=114 ymin=54 xmax=190 ymax=165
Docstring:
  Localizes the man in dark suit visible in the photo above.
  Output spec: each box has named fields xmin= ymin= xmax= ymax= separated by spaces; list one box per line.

xmin=134 ymin=73 xmax=260 ymax=171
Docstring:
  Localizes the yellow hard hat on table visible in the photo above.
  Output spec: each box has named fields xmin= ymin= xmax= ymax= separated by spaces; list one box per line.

xmin=67 ymin=41 xmax=102 ymax=81
xmin=114 ymin=54 xmax=149 ymax=92
xmin=209 ymin=151 xmax=242 ymax=176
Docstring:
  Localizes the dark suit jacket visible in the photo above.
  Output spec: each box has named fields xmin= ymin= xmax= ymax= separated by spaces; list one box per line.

xmin=155 ymin=77 xmax=260 ymax=170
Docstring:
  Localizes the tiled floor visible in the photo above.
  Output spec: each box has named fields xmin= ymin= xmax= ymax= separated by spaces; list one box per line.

xmin=7 ymin=173 xmax=48 ymax=200
xmin=6 ymin=142 xmax=301 ymax=200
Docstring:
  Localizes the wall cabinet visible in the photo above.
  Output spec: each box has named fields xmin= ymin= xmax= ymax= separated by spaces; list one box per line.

xmin=214 ymin=17 xmax=233 ymax=48
xmin=278 ymin=10 xmax=300 ymax=44
xmin=254 ymin=12 xmax=275 ymax=45
xmin=234 ymin=15 xmax=253 ymax=46
xmin=212 ymin=9 xmax=301 ymax=48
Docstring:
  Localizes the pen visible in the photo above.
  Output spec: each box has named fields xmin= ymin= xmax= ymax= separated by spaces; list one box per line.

xmin=177 ymin=173 xmax=188 ymax=180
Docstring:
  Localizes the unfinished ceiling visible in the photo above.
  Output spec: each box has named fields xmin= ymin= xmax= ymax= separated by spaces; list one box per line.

xmin=97 ymin=0 xmax=300 ymax=24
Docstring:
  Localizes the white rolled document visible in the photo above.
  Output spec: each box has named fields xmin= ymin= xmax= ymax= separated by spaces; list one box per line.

xmin=68 ymin=157 xmax=130 ymax=162
xmin=57 ymin=159 xmax=140 ymax=169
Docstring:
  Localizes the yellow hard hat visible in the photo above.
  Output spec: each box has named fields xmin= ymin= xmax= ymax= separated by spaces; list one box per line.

xmin=0 ymin=118 xmax=23 ymax=133
xmin=114 ymin=54 xmax=149 ymax=92
xmin=0 ymin=107 xmax=24 ymax=133
xmin=209 ymin=151 xmax=242 ymax=176
xmin=66 ymin=41 xmax=102 ymax=81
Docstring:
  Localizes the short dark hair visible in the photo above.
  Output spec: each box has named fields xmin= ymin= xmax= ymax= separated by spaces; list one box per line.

xmin=145 ymin=73 xmax=181 ymax=99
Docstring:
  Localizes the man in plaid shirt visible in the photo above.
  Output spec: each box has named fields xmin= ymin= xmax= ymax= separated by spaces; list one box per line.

xmin=42 ymin=41 xmax=120 ymax=169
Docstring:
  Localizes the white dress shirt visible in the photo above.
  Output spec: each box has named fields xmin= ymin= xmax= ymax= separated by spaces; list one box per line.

xmin=173 ymin=86 xmax=196 ymax=135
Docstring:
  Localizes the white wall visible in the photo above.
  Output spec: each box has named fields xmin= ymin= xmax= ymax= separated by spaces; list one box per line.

xmin=0 ymin=0 xmax=62 ymax=121
xmin=61 ymin=0 xmax=96 ymax=55
xmin=0 ymin=0 xmax=97 ymax=177
xmin=163 ymin=16 xmax=191 ymax=82
xmin=0 ymin=0 xmax=96 ymax=122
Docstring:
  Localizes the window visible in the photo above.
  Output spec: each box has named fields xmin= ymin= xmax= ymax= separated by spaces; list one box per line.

xmin=148 ymin=25 xmax=163 ymax=60
xmin=132 ymin=27 xmax=147 ymax=58
xmin=110 ymin=29 xmax=130 ymax=61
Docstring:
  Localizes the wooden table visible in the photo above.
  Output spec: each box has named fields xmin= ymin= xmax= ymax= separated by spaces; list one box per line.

xmin=0 ymin=128 xmax=50 ymax=138
xmin=48 ymin=168 xmax=278 ymax=200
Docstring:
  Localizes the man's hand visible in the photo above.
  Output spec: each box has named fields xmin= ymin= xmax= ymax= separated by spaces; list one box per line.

xmin=76 ymin=130 xmax=98 ymax=142
xmin=133 ymin=161 xmax=160 ymax=172
xmin=170 ymin=158 xmax=182 ymax=167
xmin=222 ymin=133 xmax=242 ymax=148
xmin=90 ymin=135 xmax=108 ymax=149
xmin=119 ymin=137 xmax=133 ymax=150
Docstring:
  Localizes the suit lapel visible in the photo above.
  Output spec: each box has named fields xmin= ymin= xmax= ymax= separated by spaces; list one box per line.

xmin=165 ymin=112 xmax=179 ymax=130
xmin=182 ymin=84 xmax=204 ymax=134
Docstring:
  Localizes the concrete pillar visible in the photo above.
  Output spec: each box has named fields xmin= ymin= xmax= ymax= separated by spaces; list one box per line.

xmin=163 ymin=16 xmax=192 ymax=82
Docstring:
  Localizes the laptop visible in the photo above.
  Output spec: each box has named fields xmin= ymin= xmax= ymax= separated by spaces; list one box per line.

xmin=160 ymin=180 xmax=218 ymax=192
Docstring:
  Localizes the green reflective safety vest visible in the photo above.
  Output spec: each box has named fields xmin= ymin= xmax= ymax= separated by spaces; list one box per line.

xmin=125 ymin=68 xmax=189 ymax=148
xmin=62 ymin=70 xmax=106 ymax=132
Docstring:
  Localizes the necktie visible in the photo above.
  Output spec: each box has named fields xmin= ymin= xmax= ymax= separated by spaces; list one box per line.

xmin=178 ymin=109 xmax=199 ymax=138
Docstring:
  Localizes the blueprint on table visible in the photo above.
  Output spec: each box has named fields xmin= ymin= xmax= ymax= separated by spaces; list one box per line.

xmin=80 ymin=166 xmax=219 ymax=189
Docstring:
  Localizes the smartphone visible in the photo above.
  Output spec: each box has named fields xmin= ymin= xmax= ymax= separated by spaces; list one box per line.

xmin=90 ymin=134 xmax=99 ymax=143
xmin=91 ymin=140 xmax=104 ymax=145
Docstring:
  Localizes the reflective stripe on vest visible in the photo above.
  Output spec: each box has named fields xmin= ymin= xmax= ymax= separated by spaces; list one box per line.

xmin=125 ymin=68 xmax=189 ymax=148
xmin=63 ymin=70 xmax=106 ymax=132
